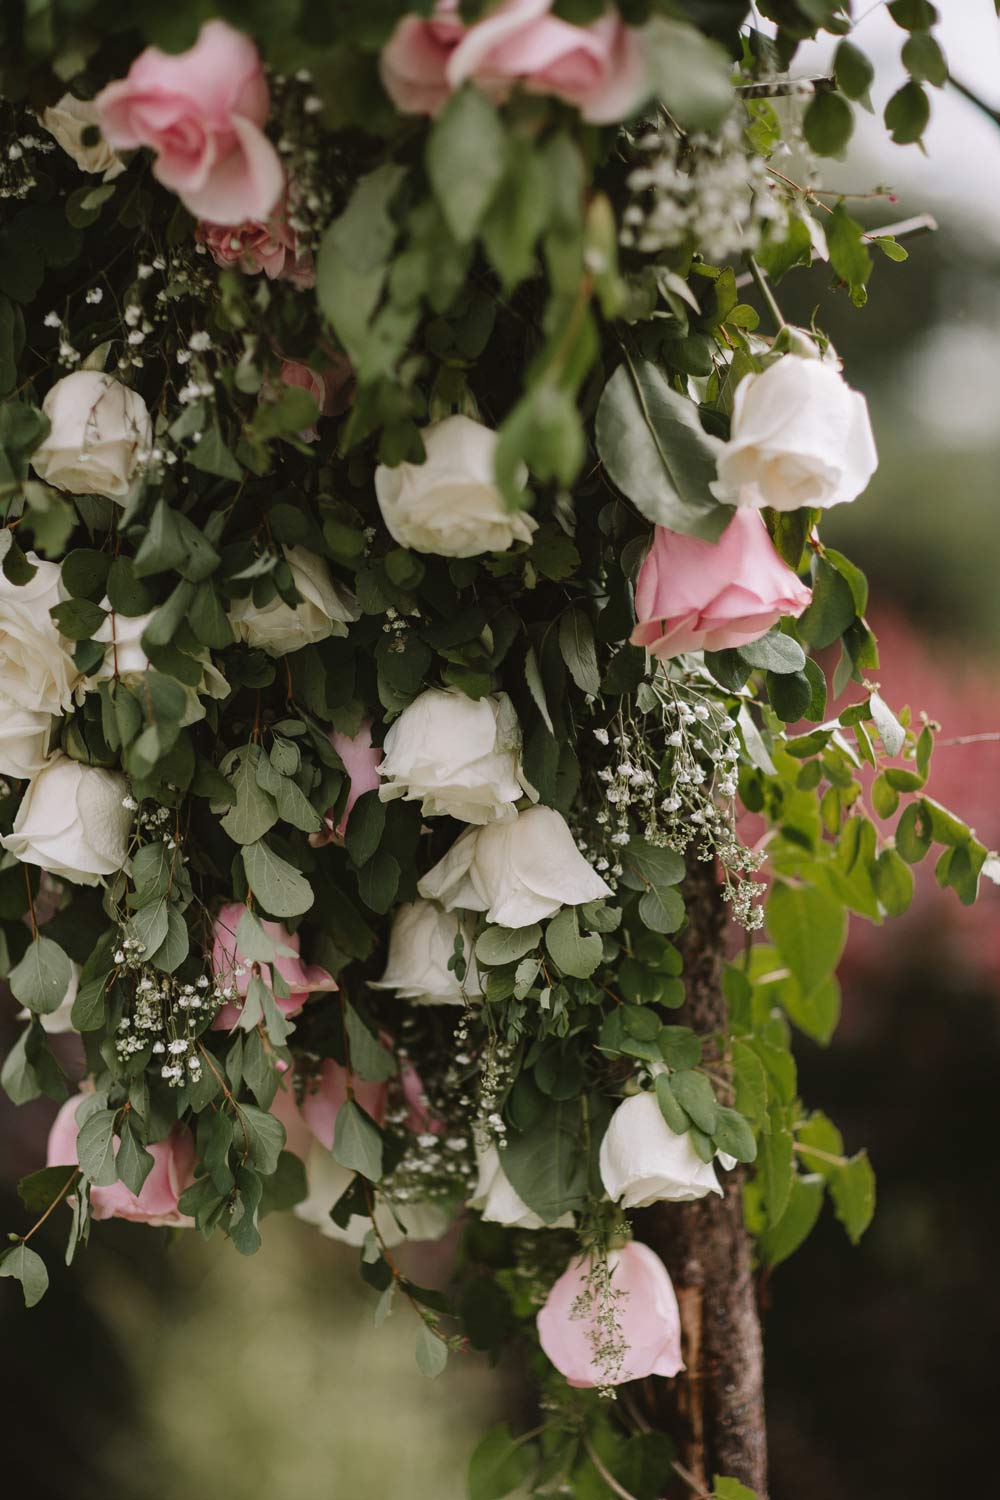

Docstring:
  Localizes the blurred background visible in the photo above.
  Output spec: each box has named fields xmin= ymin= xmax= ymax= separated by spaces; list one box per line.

xmin=3 ymin=3 xmax=1000 ymax=1497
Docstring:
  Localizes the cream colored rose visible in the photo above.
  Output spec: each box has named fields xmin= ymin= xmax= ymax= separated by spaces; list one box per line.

xmin=712 ymin=355 xmax=877 ymax=513
xmin=598 ymin=1086 xmax=734 ymax=1208
xmin=368 ymin=899 xmax=482 ymax=1005
xmin=294 ymin=1148 xmax=450 ymax=1247
xmin=229 ymin=546 xmax=359 ymax=656
xmin=0 ymin=552 xmax=78 ymax=715
xmin=418 ymin=804 xmax=612 ymax=928
xmin=468 ymin=1141 xmax=574 ymax=1229
xmin=84 ymin=603 xmax=229 ymax=725
xmin=379 ymin=689 xmax=534 ymax=825
xmin=38 ymin=95 xmax=126 ymax=180
xmin=1 ymin=755 xmax=133 ymax=886
xmin=374 ymin=415 xmax=536 ymax=558
xmin=31 ymin=371 xmax=152 ymax=501
xmin=0 ymin=699 xmax=54 ymax=781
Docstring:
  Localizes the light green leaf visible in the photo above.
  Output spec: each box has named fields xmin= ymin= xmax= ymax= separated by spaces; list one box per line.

xmin=761 ymin=1125 xmax=795 ymax=1228
xmin=476 ymin=924 xmax=542 ymax=967
xmin=595 ymin=360 xmax=730 ymax=541
xmin=116 ymin=1118 xmax=154 ymax=1197
xmin=558 ymin=608 xmax=601 ymax=697
xmin=501 ymin=1099 xmax=587 ymax=1224
xmin=239 ymin=1104 xmax=286 ymax=1176
xmin=544 ymin=907 xmax=603 ymax=979
xmin=766 ymin=881 xmax=847 ymax=996
xmin=220 ymin=745 xmax=278 ymax=845
xmin=468 ymin=1423 xmax=537 ymax=1500
xmin=332 ymin=1098 xmax=384 ymax=1182
xmin=758 ymin=1174 xmax=824 ymax=1268
xmin=9 ymin=937 xmax=73 ymax=1016
xmin=76 ymin=1107 xmax=118 ymax=1187
xmin=242 ymin=841 xmax=314 ymax=919
xmin=830 ymin=1150 xmax=876 ymax=1244
xmin=345 ymin=1003 xmax=398 ymax=1083
xmin=0 ymin=1243 xmax=49 ymax=1307
xmin=643 ymin=18 xmax=734 ymax=130
xmin=427 ymin=87 xmax=507 ymax=243
xmin=415 ymin=1323 xmax=448 ymax=1379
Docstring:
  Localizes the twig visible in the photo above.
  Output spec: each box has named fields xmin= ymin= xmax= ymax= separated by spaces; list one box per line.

xmin=581 ymin=1435 xmax=642 ymax=1500
xmin=734 ymin=213 xmax=938 ymax=291
xmin=671 ymin=1459 xmax=715 ymax=1499
xmin=744 ymin=253 xmax=786 ymax=331
xmin=949 ymin=74 xmax=1000 ymax=131
xmin=939 ymin=732 xmax=1000 ymax=747
xmin=20 ymin=1168 xmax=80 ymax=1243
xmin=737 ymin=75 xmax=834 ymax=99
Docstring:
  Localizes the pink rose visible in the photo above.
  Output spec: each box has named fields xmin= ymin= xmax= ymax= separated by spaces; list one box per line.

xmin=381 ymin=0 xmax=646 ymax=124
xmin=272 ymin=1059 xmax=387 ymax=1154
xmin=97 ymin=19 xmax=284 ymax=224
xmin=311 ymin=722 xmax=383 ymax=845
xmin=537 ymin=1241 xmax=684 ymax=1388
xmin=47 ymin=1093 xmax=196 ymax=1228
xmin=210 ymin=901 xmax=337 ymax=1032
xmin=630 ymin=510 xmax=812 ymax=660
xmin=196 ymin=201 xmax=314 ymax=288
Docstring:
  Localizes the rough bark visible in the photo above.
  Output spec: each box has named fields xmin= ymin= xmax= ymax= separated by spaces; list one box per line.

xmin=637 ymin=858 xmax=768 ymax=1498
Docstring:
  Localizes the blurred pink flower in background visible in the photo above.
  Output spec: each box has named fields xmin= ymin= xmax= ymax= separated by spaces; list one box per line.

xmin=46 ymin=1094 xmax=196 ymax=1227
xmin=196 ymin=201 xmax=314 ymax=287
xmin=210 ymin=902 xmax=337 ymax=1031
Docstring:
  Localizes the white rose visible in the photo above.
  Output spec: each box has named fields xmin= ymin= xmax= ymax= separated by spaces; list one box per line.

xmin=31 ymin=371 xmax=152 ymax=501
xmin=229 ymin=545 xmax=359 ymax=656
xmin=0 ymin=699 xmax=54 ymax=780
xmin=38 ymin=95 xmax=125 ymax=180
xmin=379 ymin=689 xmax=534 ymax=825
xmin=468 ymin=1141 xmax=574 ymax=1229
xmin=368 ymin=899 xmax=482 ymax=1005
xmin=599 ymin=1088 xmax=735 ymax=1208
xmin=84 ymin=604 xmax=229 ymax=725
xmin=294 ymin=1147 xmax=450 ymax=1247
xmin=711 ymin=355 xmax=877 ymax=512
xmin=374 ymin=415 xmax=536 ymax=558
xmin=0 ymin=552 xmax=78 ymax=714
xmin=418 ymin=804 xmax=612 ymax=928
xmin=19 ymin=960 xmax=81 ymax=1034
xmin=2 ymin=755 xmax=133 ymax=886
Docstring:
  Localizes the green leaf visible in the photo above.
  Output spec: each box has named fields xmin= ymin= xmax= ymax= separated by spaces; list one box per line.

xmin=558 ymin=608 xmax=601 ymax=698
xmin=766 ymin=881 xmax=847 ymax=996
xmin=76 ymin=1107 xmax=118 ymax=1187
xmin=738 ymin=630 xmax=806 ymax=675
xmin=524 ymin=646 xmax=555 ymax=736
xmin=621 ymin=837 xmax=686 ymax=890
xmin=712 ymin=1106 xmax=757 ymax=1163
xmin=220 ymin=745 xmax=278 ymax=845
xmin=344 ymin=1002 xmax=398 ymax=1083
xmin=874 ymin=848 xmax=914 ymax=917
xmin=9 ymin=937 xmax=73 ymax=1016
xmin=595 ymin=360 xmax=730 ymax=541
xmin=655 ymin=1072 xmax=689 ymax=1134
xmin=476 ymin=924 xmax=542 ymax=966
xmin=714 ymin=1476 xmax=760 ymax=1500
xmin=17 ymin=1164 xmax=77 ymax=1214
xmin=242 ymin=841 xmax=314 ymax=919
xmin=415 ymin=1323 xmax=448 ymax=1379
xmin=803 ymin=90 xmax=854 ymax=155
xmin=758 ymin=1174 xmax=824 ymax=1268
xmin=798 ymin=556 xmax=856 ymax=649
xmin=544 ymin=907 xmax=603 ymax=978
xmin=468 ymin=1424 xmax=537 ymax=1500
xmin=901 ymin=32 xmax=947 ymax=85
xmin=638 ymin=884 xmax=686 ymax=934
xmin=239 ymin=1104 xmax=286 ymax=1176
xmin=427 ymin=87 xmax=507 ymax=244
xmin=332 ymin=1098 xmax=384 ymax=1182
xmin=868 ymin=691 xmax=906 ymax=758
xmin=502 ymin=1098 xmax=588 ymax=1223
xmin=0 ymin=1243 xmax=49 ymax=1307
xmin=830 ymin=1150 xmax=876 ymax=1244
xmin=643 ymin=18 xmax=734 ymax=130
xmin=670 ymin=1069 xmax=718 ymax=1134
xmin=116 ymin=1118 xmax=154 ymax=1196
xmin=761 ymin=1125 xmax=795 ymax=1228
xmin=835 ymin=40 xmax=875 ymax=101
xmin=885 ymin=79 xmax=930 ymax=143
xmin=344 ymin=791 xmax=386 ymax=868
xmin=827 ymin=203 xmax=872 ymax=302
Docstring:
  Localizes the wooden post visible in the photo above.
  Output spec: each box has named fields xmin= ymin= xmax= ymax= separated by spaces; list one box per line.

xmin=637 ymin=858 xmax=768 ymax=1498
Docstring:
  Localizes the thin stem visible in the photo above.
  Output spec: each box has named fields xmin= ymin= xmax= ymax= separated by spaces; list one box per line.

xmin=939 ymin=732 xmax=1000 ymax=747
xmin=21 ymin=1169 xmax=80 ymax=1243
xmin=671 ymin=1459 xmax=715 ymax=1499
xmin=949 ymin=74 xmax=1000 ymax=131
xmin=24 ymin=867 xmax=37 ymax=939
xmin=792 ymin=1140 xmax=847 ymax=1168
xmin=581 ymin=1435 xmax=642 ymax=1500
xmin=737 ymin=75 xmax=834 ymax=99
xmin=744 ymin=253 xmax=786 ymax=331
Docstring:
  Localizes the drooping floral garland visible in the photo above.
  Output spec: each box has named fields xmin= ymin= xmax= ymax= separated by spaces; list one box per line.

xmin=0 ymin=2 xmax=982 ymax=1492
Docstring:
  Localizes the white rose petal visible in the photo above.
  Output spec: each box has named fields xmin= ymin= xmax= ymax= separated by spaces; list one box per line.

xmin=418 ymin=804 xmax=612 ymax=928
xmin=368 ymin=899 xmax=482 ymax=1005
xmin=0 ymin=553 xmax=78 ymax=715
xmin=711 ymin=355 xmax=877 ymax=513
xmin=374 ymin=415 xmax=536 ymax=558
xmin=18 ymin=960 xmax=81 ymax=1034
xmin=294 ymin=1146 xmax=450 ymax=1247
xmin=379 ymin=688 xmax=534 ymax=825
xmin=599 ymin=1089 xmax=732 ymax=1207
xmin=38 ymin=95 xmax=126 ymax=180
xmin=31 ymin=371 xmax=152 ymax=502
xmin=229 ymin=545 xmax=359 ymax=656
xmin=0 ymin=697 xmax=54 ymax=780
xmin=468 ymin=1141 xmax=574 ymax=1229
xmin=2 ymin=755 xmax=133 ymax=886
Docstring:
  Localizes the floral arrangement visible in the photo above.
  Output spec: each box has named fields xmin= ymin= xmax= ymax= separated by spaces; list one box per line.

xmin=0 ymin=3 xmax=980 ymax=1496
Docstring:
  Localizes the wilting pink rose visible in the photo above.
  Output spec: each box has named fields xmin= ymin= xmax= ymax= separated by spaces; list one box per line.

xmin=312 ymin=723 xmax=383 ymax=845
xmin=47 ymin=1093 xmax=196 ymax=1227
xmin=97 ymin=20 xmax=284 ymax=223
xmin=537 ymin=1241 xmax=684 ymax=1388
xmin=630 ymin=510 xmax=812 ymax=660
xmin=196 ymin=201 xmax=314 ymax=288
xmin=381 ymin=0 xmax=646 ymax=124
xmin=210 ymin=901 xmax=337 ymax=1031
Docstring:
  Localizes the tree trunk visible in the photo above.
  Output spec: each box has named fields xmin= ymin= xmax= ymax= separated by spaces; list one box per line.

xmin=637 ymin=858 xmax=768 ymax=1498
